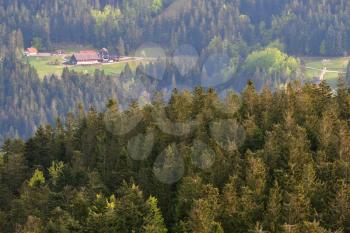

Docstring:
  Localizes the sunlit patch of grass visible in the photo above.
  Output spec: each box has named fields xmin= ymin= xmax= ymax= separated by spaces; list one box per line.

xmin=301 ymin=56 xmax=349 ymax=88
xmin=26 ymin=55 xmax=142 ymax=79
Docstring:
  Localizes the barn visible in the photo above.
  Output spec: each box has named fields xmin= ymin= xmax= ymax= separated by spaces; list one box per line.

xmin=24 ymin=47 xmax=38 ymax=56
xmin=69 ymin=51 xmax=100 ymax=65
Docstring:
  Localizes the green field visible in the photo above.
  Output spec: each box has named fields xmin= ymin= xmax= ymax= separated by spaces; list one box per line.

xmin=301 ymin=56 xmax=349 ymax=87
xmin=26 ymin=55 xmax=142 ymax=79
xmin=27 ymin=53 xmax=349 ymax=88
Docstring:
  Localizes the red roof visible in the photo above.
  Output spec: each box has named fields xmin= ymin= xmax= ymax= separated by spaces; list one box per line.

xmin=26 ymin=47 xmax=38 ymax=53
xmin=79 ymin=50 xmax=97 ymax=54
xmin=72 ymin=53 xmax=100 ymax=61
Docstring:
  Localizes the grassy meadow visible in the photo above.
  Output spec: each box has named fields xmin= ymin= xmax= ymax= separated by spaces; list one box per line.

xmin=301 ymin=56 xmax=349 ymax=87
xmin=26 ymin=50 xmax=349 ymax=90
xmin=26 ymin=55 xmax=142 ymax=79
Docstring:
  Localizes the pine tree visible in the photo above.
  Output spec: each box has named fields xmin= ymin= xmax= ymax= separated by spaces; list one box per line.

xmin=296 ymin=221 xmax=334 ymax=233
xmin=336 ymin=76 xmax=350 ymax=120
xmin=142 ymin=197 xmax=167 ymax=233
xmin=221 ymin=176 xmax=240 ymax=232
xmin=28 ymin=169 xmax=45 ymax=188
xmin=188 ymin=191 xmax=224 ymax=233
xmin=264 ymin=181 xmax=282 ymax=233
xmin=283 ymin=184 xmax=311 ymax=226
xmin=332 ymin=181 xmax=350 ymax=231
xmin=117 ymin=37 xmax=126 ymax=56
xmin=20 ymin=216 xmax=43 ymax=233
xmin=175 ymin=176 xmax=206 ymax=221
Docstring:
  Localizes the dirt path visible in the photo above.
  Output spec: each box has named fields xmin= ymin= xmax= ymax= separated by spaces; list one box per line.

xmin=101 ymin=57 xmax=145 ymax=66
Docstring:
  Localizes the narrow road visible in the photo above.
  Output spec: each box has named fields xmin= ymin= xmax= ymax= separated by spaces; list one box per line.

xmin=304 ymin=66 xmax=346 ymax=73
xmin=303 ymin=66 xmax=346 ymax=81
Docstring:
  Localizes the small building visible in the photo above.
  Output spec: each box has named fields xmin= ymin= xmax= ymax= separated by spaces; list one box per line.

xmin=54 ymin=50 xmax=63 ymax=55
xmin=24 ymin=47 xmax=38 ymax=56
xmin=66 ymin=49 xmax=119 ymax=65
xmin=69 ymin=52 xmax=100 ymax=65
xmin=99 ymin=48 xmax=110 ymax=62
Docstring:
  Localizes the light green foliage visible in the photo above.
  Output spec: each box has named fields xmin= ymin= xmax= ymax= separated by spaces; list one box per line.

xmin=28 ymin=169 xmax=45 ymax=188
xmin=267 ymin=40 xmax=285 ymax=51
xmin=48 ymin=161 xmax=64 ymax=185
xmin=151 ymin=0 xmax=163 ymax=13
xmin=84 ymin=184 xmax=168 ymax=232
xmin=208 ymin=36 xmax=222 ymax=50
xmin=107 ymin=195 xmax=116 ymax=210
xmin=208 ymin=37 xmax=245 ymax=77
xmin=91 ymin=5 xmax=122 ymax=27
xmin=142 ymin=196 xmax=167 ymax=233
xmin=91 ymin=5 xmax=122 ymax=42
xmin=243 ymin=48 xmax=300 ymax=77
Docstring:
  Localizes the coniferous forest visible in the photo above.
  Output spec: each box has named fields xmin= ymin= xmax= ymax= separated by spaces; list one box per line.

xmin=2 ymin=82 xmax=350 ymax=232
xmin=2 ymin=0 xmax=350 ymax=232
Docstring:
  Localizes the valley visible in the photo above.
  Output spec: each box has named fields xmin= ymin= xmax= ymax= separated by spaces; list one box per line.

xmin=1 ymin=1 xmax=350 ymax=232
xmin=25 ymin=48 xmax=146 ymax=78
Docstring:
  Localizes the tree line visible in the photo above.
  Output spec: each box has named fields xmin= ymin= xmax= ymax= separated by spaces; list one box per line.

xmin=1 ymin=79 xmax=350 ymax=232
xmin=2 ymin=0 xmax=350 ymax=56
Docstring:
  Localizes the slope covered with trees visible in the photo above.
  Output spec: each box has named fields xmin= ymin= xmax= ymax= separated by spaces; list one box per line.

xmin=1 ymin=81 xmax=350 ymax=232
xmin=2 ymin=0 xmax=350 ymax=56
xmin=0 ymin=41 xmax=301 ymax=142
xmin=1 ymin=0 xmax=350 ymax=141
xmin=2 ymin=1 xmax=350 ymax=232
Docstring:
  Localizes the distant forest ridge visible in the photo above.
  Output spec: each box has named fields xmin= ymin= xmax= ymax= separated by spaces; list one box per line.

xmin=2 ymin=0 xmax=350 ymax=56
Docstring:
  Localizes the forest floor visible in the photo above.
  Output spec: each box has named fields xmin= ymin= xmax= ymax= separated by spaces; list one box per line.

xmin=301 ymin=56 xmax=349 ymax=87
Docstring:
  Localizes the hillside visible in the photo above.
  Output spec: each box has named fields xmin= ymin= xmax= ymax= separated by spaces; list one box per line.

xmin=1 ymin=0 xmax=350 ymax=142
xmin=2 ymin=1 xmax=350 ymax=232
xmin=1 ymin=84 xmax=349 ymax=232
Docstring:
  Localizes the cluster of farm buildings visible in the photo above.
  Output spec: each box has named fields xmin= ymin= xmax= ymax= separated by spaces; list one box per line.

xmin=24 ymin=47 xmax=120 ymax=65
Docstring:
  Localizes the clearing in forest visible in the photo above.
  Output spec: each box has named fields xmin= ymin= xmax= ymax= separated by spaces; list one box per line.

xmin=301 ymin=56 xmax=349 ymax=87
xmin=25 ymin=47 xmax=145 ymax=79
